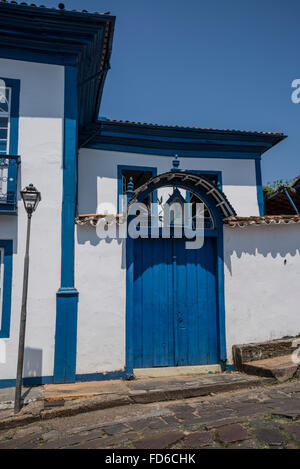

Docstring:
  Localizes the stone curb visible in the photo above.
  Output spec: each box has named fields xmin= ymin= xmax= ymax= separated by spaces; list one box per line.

xmin=0 ymin=376 xmax=275 ymax=431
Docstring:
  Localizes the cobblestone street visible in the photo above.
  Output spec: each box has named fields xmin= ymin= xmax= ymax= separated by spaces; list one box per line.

xmin=0 ymin=380 xmax=300 ymax=449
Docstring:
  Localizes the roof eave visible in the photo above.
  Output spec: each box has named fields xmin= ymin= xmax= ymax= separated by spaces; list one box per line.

xmin=103 ymin=119 xmax=285 ymax=135
xmin=79 ymin=119 xmax=287 ymax=156
xmin=0 ymin=2 xmax=115 ymax=24
xmin=0 ymin=3 xmax=116 ymax=131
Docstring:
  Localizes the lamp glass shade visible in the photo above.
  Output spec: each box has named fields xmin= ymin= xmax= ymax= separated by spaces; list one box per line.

xmin=20 ymin=185 xmax=41 ymax=214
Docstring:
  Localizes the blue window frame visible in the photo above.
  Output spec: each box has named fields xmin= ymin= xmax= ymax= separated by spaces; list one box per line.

xmin=0 ymin=240 xmax=13 ymax=338
xmin=0 ymin=77 xmax=20 ymax=214
xmin=188 ymin=170 xmax=222 ymax=189
xmin=117 ymin=165 xmax=157 ymax=213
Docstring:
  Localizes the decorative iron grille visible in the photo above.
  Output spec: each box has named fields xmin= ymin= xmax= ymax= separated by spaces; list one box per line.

xmin=0 ymin=157 xmax=9 ymax=203
xmin=0 ymin=155 xmax=19 ymax=211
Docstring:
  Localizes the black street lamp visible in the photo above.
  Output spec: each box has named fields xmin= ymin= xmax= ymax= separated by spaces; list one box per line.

xmin=14 ymin=184 xmax=41 ymax=413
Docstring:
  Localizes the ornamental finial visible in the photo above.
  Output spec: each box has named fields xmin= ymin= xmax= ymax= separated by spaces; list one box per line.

xmin=126 ymin=176 xmax=135 ymax=203
xmin=127 ymin=176 xmax=134 ymax=192
xmin=171 ymin=154 xmax=180 ymax=172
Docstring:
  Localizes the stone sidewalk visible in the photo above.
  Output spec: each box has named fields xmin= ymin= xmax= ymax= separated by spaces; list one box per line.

xmin=0 ymin=379 xmax=300 ymax=449
xmin=0 ymin=372 xmax=272 ymax=429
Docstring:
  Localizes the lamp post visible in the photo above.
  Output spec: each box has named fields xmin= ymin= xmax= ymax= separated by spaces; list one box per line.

xmin=14 ymin=184 xmax=41 ymax=413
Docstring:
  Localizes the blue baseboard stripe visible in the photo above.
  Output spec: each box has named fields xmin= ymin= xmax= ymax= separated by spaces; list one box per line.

xmin=225 ymin=364 xmax=235 ymax=372
xmin=0 ymin=371 xmax=126 ymax=389
xmin=75 ymin=371 xmax=126 ymax=382
xmin=0 ymin=376 xmax=54 ymax=389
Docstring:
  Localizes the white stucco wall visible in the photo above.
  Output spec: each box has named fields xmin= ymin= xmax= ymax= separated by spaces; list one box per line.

xmin=77 ymin=148 xmax=259 ymax=217
xmin=2 ymin=62 xmax=296 ymax=381
xmin=76 ymin=219 xmax=300 ymax=373
xmin=0 ymin=59 xmax=64 ymax=380
xmin=224 ymin=223 xmax=300 ymax=363
xmin=75 ymin=229 xmax=126 ymax=374
xmin=75 ymin=147 xmax=262 ymax=374
xmin=76 ymin=147 xmax=300 ymax=373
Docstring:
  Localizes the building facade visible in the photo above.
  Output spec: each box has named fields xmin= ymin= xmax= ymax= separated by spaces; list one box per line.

xmin=0 ymin=3 xmax=299 ymax=387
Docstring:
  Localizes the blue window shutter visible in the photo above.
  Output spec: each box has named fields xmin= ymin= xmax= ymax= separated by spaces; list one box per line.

xmin=0 ymin=78 xmax=20 ymax=213
xmin=0 ymin=240 xmax=13 ymax=338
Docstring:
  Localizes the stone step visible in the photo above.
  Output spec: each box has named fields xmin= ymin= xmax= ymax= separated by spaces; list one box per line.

xmin=0 ymin=373 xmax=274 ymax=430
xmin=133 ymin=364 xmax=221 ymax=379
xmin=243 ymin=355 xmax=300 ymax=382
xmin=232 ymin=336 xmax=300 ymax=372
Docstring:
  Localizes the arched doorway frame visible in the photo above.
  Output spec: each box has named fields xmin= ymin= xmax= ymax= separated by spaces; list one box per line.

xmin=125 ymin=171 xmax=236 ymax=377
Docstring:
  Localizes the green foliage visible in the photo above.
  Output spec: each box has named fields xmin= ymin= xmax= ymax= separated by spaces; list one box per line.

xmin=263 ymin=177 xmax=297 ymax=194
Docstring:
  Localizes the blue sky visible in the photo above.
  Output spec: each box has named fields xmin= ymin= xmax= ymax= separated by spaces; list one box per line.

xmin=46 ymin=0 xmax=299 ymax=183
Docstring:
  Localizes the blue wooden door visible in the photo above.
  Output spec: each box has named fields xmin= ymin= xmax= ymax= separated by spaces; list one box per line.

xmin=132 ymin=236 xmax=218 ymax=368
xmin=173 ymin=237 xmax=218 ymax=366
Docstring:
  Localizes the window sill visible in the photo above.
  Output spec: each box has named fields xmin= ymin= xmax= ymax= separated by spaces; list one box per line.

xmin=0 ymin=206 xmax=17 ymax=215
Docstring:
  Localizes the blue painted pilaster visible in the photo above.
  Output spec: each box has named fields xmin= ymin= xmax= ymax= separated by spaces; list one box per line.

xmin=255 ymin=158 xmax=264 ymax=216
xmin=54 ymin=65 xmax=79 ymax=383
xmin=217 ymin=227 xmax=227 ymax=363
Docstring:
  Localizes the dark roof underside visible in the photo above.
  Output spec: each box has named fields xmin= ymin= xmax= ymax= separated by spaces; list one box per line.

xmin=80 ymin=119 xmax=286 ymax=156
xmin=0 ymin=1 xmax=115 ymax=131
xmin=265 ymin=187 xmax=300 ymax=215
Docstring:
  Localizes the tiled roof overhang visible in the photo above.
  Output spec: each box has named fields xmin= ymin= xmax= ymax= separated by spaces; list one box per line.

xmin=80 ymin=119 xmax=286 ymax=156
xmin=76 ymin=213 xmax=123 ymax=226
xmin=76 ymin=214 xmax=300 ymax=227
xmin=292 ymin=176 xmax=300 ymax=191
xmin=102 ymin=118 xmax=285 ymax=137
xmin=226 ymin=215 xmax=300 ymax=227
xmin=0 ymin=1 xmax=111 ymax=15
xmin=265 ymin=186 xmax=300 ymax=215
xmin=0 ymin=1 xmax=115 ymax=132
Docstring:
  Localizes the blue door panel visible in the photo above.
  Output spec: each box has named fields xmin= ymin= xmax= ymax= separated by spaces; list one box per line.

xmin=133 ymin=236 xmax=218 ymax=368
xmin=133 ymin=238 xmax=175 ymax=367
xmin=173 ymin=238 xmax=188 ymax=366
xmin=132 ymin=238 xmax=143 ymax=368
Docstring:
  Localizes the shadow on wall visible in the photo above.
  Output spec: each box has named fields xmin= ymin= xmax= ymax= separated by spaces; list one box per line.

xmin=76 ymin=225 xmax=126 ymax=269
xmin=1 ymin=215 xmax=18 ymax=253
xmin=77 ymin=224 xmax=103 ymax=247
xmin=77 ymin=223 xmax=300 ymax=276
xmin=224 ymin=224 xmax=300 ymax=276
xmin=78 ymin=151 xmax=119 ymax=215
xmin=23 ymin=347 xmax=42 ymax=378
